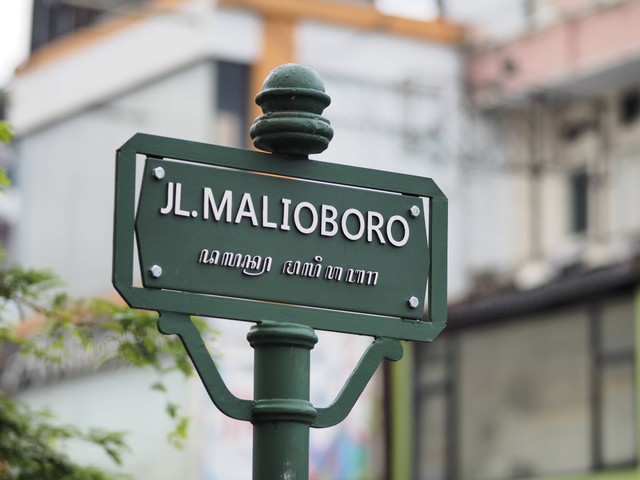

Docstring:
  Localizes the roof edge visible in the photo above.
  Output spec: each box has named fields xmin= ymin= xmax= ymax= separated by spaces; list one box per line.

xmin=448 ymin=259 xmax=640 ymax=327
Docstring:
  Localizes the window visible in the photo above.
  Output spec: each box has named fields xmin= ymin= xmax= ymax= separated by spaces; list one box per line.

xmin=215 ymin=61 xmax=250 ymax=148
xmin=415 ymin=294 xmax=637 ymax=480
xmin=619 ymin=89 xmax=640 ymax=126
xmin=570 ymin=169 xmax=589 ymax=234
xmin=30 ymin=0 xmax=148 ymax=52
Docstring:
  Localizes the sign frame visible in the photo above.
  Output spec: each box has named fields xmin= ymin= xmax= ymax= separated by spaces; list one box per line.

xmin=113 ymin=133 xmax=447 ymax=341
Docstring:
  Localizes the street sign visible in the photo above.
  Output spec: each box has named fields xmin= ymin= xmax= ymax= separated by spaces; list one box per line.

xmin=114 ymin=133 xmax=447 ymax=341
xmin=138 ymin=157 xmax=428 ymax=319
xmin=115 ymin=65 xmax=448 ymax=480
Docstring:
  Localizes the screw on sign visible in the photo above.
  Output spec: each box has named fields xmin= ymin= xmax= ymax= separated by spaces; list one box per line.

xmin=113 ymin=64 xmax=447 ymax=480
xmin=151 ymin=166 xmax=165 ymax=179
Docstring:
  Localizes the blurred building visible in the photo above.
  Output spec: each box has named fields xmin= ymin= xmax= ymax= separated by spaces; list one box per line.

xmin=11 ymin=2 xmax=638 ymax=480
xmin=3 ymin=0 xmax=465 ymax=478
xmin=414 ymin=1 xmax=640 ymax=479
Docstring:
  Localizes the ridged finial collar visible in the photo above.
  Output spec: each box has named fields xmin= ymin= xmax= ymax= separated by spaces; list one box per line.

xmin=250 ymin=63 xmax=333 ymax=158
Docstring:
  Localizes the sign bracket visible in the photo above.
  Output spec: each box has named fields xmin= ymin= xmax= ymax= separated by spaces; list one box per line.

xmin=158 ymin=312 xmax=253 ymax=421
xmin=157 ymin=311 xmax=404 ymax=429
xmin=157 ymin=310 xmax=404 ymax=478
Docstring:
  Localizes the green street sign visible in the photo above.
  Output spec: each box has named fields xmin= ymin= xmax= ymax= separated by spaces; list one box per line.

xmin=113 ymin=133 xmax=447 ymax=341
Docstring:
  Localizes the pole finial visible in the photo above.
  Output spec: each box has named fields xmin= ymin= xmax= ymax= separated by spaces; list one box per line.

xmin=250 ymin=63 xmax=333 ymax=157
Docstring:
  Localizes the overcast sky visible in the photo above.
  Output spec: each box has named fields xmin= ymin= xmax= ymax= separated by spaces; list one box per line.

xmin=0 ymin=0 xmax=31 ymax=88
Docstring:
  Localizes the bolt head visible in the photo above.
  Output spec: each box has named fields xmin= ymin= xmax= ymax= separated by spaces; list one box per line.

xmin=152 ymin=167 xmax=165 ymax=180
xmin=410 ymin=205 xmax=421 ymax=217
xmin=149 ymin=265 xmax=163 ymax=278
xmin=408 ymin=296 xmax=420 ymax=309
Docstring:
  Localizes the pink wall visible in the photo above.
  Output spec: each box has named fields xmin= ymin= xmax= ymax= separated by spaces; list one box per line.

xmin=468 ymin=0 xmax=640 ymax=103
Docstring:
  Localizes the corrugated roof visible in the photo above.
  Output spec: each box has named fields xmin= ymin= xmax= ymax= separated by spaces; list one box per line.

xmin=447 ymin=260 xmax=640 ymax=327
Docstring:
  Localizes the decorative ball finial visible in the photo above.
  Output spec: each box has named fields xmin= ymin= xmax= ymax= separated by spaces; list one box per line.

xmin=250 ymin=64 xmax=333 ymax=157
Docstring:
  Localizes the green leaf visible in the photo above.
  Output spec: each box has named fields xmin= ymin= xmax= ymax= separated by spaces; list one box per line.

xmin=0 ymin=395 xmax=127 ymax=479
xmin=167 ymin=416 xmax=190 ymax=449
xmin=166 ymin=402 xmax=178 ymax=419
xmin=151 ymin=381 xmax=167 ymax=393
xmin=0 ymin=121 xmax=12 ymax=144
xmin=0 ymin=168 xmax=9 ymax=189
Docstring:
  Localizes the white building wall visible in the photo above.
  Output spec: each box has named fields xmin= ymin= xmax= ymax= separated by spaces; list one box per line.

xmin=470 ymin=85 xmax=640 ymax=282
xmin=612 ymin=156 xmax=640 ymax=238
xmin=298 ymin=20 xmax=510 ymax=299
xmin=10 ymin=5 xmax=259 ymax=135
xmin=609 ymin=83 xmax=640 ymax=242
xmin=18 ymin=368 xmax=202 ymax=480
xmin=15 ymin=63 xmax=216 ymax=297
xmin=539 ymin=170 xmax=571 ymax=258
xmin=462 ymin=169 xmax=516 ymax=275
xmin=9 ymin=5 xmax=499 ymax=306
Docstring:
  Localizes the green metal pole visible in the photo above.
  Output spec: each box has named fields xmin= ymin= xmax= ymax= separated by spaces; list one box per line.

xmin=249 ymin=321 xmax=318 ymax=479
xmin=248 ymin=63 xmax=331 ymax=480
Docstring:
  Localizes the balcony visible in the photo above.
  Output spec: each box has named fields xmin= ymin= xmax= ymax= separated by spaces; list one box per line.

xmin=467 ymin=0 xmax=640 ymax=106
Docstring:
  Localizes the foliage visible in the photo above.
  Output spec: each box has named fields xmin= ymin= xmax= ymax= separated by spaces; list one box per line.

xmin=0 ymin=395 xmax=129 ymax=480
xmin=0 ymin=121 xmax=12 ymax=189
xmin=0 ymin=121 xmax=12 ymax=145
xmin=0 ymin=126 xmax=212 ymax=478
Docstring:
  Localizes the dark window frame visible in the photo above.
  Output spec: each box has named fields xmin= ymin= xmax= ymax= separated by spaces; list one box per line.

xmin=215 ymin=61 xmax=251 ymax=149
xmin=30 ymin=0 xmax=148 ymax=53
xmin=619 ymin=88 xmax=640 ymax=126
xmin=589 ymin=299 xmax=637 ymax=471
xmin=413 ymin=333 xmax=459 ymax=480
xmin=570 ymin=169 xmax=589 ymax=234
